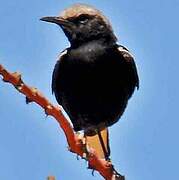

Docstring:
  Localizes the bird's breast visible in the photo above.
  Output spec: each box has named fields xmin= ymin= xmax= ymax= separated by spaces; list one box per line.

xmin=52 ymin=43 xmax=136 ymax=131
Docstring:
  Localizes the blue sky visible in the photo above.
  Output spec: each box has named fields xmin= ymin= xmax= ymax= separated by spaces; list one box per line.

xmin=0 ymin=0 xmax=179 ymax=180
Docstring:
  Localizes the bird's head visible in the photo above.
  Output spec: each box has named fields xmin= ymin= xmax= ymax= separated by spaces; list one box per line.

xmin=40 ymin=4 xmax=117 ymax=47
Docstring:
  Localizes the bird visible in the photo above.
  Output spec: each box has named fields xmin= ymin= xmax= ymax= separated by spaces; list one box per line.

xmin=40 ymin=3 xmax=139 ymax=160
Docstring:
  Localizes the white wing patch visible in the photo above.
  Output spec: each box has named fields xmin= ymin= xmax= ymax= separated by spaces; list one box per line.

xmin=118 ymin=46 xmax=134 ymax=62
xmin=57 ymin=49 xmax=68 ymax=61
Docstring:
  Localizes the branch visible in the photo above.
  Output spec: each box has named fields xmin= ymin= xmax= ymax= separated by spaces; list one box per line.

xmin=0 ymin=64 xmax=124 ymax=180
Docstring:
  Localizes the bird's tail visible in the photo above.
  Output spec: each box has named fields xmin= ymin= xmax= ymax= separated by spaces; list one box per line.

xmin=85 ymin=128 xmax=110 ymax=160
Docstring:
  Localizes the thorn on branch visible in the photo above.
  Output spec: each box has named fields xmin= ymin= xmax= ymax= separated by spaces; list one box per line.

xmin=45 ymin=104 xmax=53 ymax=116
xmin=26 ymin=97 xmax=33 ymax=104
xmin=25 ymin=88 xmax=38 ymax=104
xmin=76 ymin=154 xmax=80 ymax=160
xmin=12 ymin=72 xmax=22 ymax=83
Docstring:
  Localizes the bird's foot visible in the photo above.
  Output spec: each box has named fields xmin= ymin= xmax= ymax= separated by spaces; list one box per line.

xmin=111 ymin=165 xmax=125 ymax=180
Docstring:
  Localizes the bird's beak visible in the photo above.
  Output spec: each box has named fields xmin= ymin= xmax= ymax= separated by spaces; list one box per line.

xmin=40 ymin=16 xmax=70 ymax=27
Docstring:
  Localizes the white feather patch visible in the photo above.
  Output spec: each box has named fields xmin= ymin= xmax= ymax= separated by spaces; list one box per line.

xmin=57 ymin=49 xmax=68 ymax=61
xmin=117 ymin=46 xmax=134 ymax=62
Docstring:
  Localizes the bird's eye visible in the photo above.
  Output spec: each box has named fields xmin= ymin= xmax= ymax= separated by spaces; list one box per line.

xmin=77 ymin=14 xmax=89 ymax=24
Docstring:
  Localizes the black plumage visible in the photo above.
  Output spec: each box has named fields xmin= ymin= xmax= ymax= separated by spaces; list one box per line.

xmin=41 ymin=4 xmax=139 ymax=135
xmin=52 ymin=43 xmax=139 ymax=134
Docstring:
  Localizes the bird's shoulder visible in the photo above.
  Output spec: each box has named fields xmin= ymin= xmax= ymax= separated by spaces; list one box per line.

xmin=58 ymin=42 xmax=127 ymax=63
xmin=116 ymin=44 xmax=139 ymax=89
xmin=116 ymin=45 xmax=134 ymax=62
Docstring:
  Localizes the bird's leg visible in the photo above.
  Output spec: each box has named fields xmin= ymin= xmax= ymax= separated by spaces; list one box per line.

xmin=96 ymin=129 xmax=110 ymax=161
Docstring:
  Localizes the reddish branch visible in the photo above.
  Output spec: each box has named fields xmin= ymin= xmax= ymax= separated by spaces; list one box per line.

xmin=0 ymin=64 xmax=124 ymax=180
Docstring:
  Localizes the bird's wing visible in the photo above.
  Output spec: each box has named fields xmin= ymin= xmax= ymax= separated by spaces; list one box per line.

xmin=51 ymin=49 xmax=68 ymax=105
xmin=118 ymin=45 xmax=139 ymax=89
